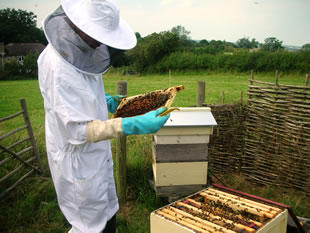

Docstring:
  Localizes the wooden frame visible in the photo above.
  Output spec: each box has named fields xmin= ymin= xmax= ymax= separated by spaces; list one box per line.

xmin=112 ymin=85 xmax=184 ymax=118
xmin=0 ymin=98 xmax=44 ymax=197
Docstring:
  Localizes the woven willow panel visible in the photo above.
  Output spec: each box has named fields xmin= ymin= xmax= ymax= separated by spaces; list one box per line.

xmin=243 ymin=79 xmax=310 ymax=193
xmin=207 ymin=104 xmax=246 ymax=175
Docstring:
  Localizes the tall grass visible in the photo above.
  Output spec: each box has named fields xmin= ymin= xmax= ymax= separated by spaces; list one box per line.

xmin=0 ymin=72 xmax=309 ymax=232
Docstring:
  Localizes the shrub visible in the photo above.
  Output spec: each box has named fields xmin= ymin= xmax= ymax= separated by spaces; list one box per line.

xmin=4 ymin=57 xmax=22 ymax=75
xmin=153 ymin=50 xmax=310 ymax=74
xmin=296 ymin=50 xmax=310 ymax=73
xmin=22 ymin=51 xmax=39 ymax=77
xmin=1 ymin=52 xmax=39 ymax=80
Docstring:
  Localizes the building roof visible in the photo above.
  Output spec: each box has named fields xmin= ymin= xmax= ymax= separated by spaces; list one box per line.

xmin=4 ymin=43 xmax=45 ymax=56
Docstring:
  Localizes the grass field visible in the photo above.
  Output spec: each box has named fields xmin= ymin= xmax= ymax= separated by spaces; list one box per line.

xmin=0 ymin=72 xmax=309 ymax=233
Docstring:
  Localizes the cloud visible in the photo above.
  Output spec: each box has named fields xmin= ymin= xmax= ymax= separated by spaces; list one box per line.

xmin=160 ymin=0 xmax=194 ymax=8
xmin=160 ymin=0 xmax=174 ymax=7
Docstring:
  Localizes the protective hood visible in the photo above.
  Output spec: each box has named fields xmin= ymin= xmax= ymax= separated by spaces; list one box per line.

xmin=61 ymin=0 xmax=137 ymax=50
xmin=43 ymin=6 xmax=110 ymax=75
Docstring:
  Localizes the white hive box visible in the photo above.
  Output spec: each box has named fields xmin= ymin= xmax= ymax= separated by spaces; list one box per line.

xmin=152 ymin=107 xmax=217 ymax=197
xmin=150 ymin=186 xmax=288 ymax=233
xmin=155 ymin=107 xmax=216 ymax=138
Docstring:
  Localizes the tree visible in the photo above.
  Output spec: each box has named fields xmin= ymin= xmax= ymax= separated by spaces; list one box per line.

xmin=4 ymin=57 xmax=22 ymax=76
xmin=135 ymin=32 xmax=142 ymax=40
xmin=199 ymin=39 xmax=209 ymax=46
xmin=127 ymin=31 xmax=180 ymax=72
xmin=170 ymin=25 xmax=191 ymax=41
xmin=236 ymin=37 xmax=259 ymax=49
xmin=0 ymin=8 xmax=47 ymax=44
xmin=22 ymin=51 xmax=39 ymax=77
xmin=251 ymin=38 xmax=259 ymax=48
xmin=208 ymin=40 xmax=226 ymax=51
xmin=262 ymin=37 xmax=284 ymax=51
xmin=302 ymin=43 xmax=310 ymax=50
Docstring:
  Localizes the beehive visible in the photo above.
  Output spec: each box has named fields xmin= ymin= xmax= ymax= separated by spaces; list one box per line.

xmin=152 ymin=107 xmax=217 ymax=197
xmin=150 ymin=186 xmax=288 ymax=233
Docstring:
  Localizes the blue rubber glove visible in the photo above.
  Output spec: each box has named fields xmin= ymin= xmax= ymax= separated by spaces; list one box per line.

xmin=122 ymin=107 xmax=170 ymax=136
xmin=105 ymin=93 xmax=124 ymax=114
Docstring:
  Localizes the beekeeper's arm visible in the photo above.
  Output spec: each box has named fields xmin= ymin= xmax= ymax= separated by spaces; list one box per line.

xmin=105 ymin=93 xmax=124 ymax=114
xmin=86 ymin=107 xmax=169 ymax=142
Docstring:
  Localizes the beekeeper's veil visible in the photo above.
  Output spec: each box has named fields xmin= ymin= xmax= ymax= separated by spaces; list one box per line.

xmin=43 ymin=0 xmax=137 ymax=74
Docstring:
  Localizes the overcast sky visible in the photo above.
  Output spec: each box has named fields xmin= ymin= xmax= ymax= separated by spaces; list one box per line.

xmin=0 ymin=0 xmax=309 ymax=46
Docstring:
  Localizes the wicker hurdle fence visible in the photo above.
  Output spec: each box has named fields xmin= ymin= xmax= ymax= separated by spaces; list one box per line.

xmin=200 ymin=72 xmax=310 ymax=194
xmin=206 ymin=103 xmax=246 ymax=176
xmin=242 ymin=72 xmax=310 ymax=193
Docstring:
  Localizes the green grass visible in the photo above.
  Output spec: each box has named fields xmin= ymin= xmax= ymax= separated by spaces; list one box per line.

xmin=102 ymin=71 xmax=308 ymax=107
xmin=0 ymin=72 xmax=309 ymax=232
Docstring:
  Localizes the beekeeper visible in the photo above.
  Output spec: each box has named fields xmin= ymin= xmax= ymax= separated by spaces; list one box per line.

xmin=37 ymin=0 xmax=170 ymax=232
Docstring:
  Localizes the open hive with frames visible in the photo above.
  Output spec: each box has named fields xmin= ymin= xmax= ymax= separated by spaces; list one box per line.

xmin=151 ymin=186 xmax=288 ymax=233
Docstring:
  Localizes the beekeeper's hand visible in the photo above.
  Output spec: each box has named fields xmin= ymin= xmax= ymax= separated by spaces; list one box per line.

xmin=122 ymin=107 xmax=169 ymax=135
xmin=86 ymin=107 xmax=170 ymax=142
xmin=105 ymin=93 xmax=124 ymax=113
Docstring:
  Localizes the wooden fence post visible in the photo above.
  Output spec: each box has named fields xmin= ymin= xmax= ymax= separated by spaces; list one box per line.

xmin=115 ymin=81 xmax=127 ymax=200
xmin=248 ymin=70 xmax=254 ymax=109
xmin=249 ymin=70 xmax=254 ymax=100
xmin=197 ymin=81 xmax=205 ymax=107
xmin=221 ymin=91 xmax=225 ymax=105
xmin=275 ymin=70 xmax=279 ymax=86
xmin=305 ymin=74 xmax=309 ymax=86
xmin=20 ymin=98 xmax=45 ymax=176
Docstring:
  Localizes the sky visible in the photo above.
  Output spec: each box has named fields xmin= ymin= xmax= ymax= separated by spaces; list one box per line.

xmin=0 ymin=0 xmax=309 ymax=46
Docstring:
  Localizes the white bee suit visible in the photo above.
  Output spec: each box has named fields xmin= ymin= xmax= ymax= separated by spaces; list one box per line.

xmin=38 ymin=6 xmax=121 ymax=233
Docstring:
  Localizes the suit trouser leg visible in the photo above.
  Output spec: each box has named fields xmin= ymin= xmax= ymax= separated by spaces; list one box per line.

xmin=102 ymin=214 xmax=116 ymax=233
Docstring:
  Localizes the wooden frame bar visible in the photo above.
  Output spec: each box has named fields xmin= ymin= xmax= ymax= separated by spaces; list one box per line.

xmin=0 ymin=125 xmax=28 ymax=141
xmin=0 ymin=145 xmax=33 ymax=167
xmin=0 ymin=157 xmax=36 ymax=183
xmin=200 ymin=191 xmax=275 ymax=218
xmin=156 ymin=210 xmax=212 ymax=233
xmin=20 ymin=99 xmax=45 ymax=175
xmin=203 ymin=190 xmax=279 ymax=214
xmin=0 ymin=137 xmax=30 ymax=154
xmin=166 ymin=207 xmax=236 ymax=233
xmin=0 ymin=169 xmax=34 ymax=198
xmin=207 ymin=188 xmax=282 ymax=213
xmin=176 ymin=199 xmax=262 ymax=228
xmin=0 ymin=111 xmax=23 ymax=122
xmin=0 ymin=144 xmax=41 ymax=174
